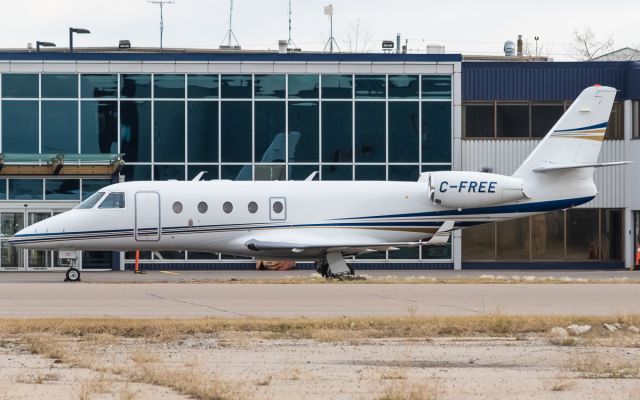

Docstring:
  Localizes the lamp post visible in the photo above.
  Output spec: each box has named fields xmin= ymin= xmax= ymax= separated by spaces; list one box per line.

xmin=36 ymin=41 xmax=56 ymax=52
xmin=69 ymin=27 xmax=90 ymax=53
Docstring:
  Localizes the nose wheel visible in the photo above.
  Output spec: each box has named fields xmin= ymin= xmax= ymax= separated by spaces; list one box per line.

xmin=64 ymin=259 xmax=81 ymax=282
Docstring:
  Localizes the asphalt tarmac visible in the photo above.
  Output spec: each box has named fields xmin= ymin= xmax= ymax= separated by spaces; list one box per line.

xmin=0 ymin=276 xmax=638 ymax=318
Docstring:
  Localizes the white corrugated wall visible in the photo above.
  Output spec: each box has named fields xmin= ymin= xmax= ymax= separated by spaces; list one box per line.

xmin=461 ymin=140 xmax=626 ymax=208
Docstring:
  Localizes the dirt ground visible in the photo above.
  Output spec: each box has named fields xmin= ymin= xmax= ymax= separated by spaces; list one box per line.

xmin=1 ymin=332 xmax=639 ymax=400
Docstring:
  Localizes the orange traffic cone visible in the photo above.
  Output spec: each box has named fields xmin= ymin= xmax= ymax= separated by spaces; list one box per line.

xmin=635 ymin=246 xmax=640 ymax=269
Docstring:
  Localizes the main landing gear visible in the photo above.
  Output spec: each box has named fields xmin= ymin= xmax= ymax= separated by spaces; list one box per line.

xmin=64 ymin=258 xmax=81 ymax=282
xmin=316 ymin=252 xmax=362 ymax=280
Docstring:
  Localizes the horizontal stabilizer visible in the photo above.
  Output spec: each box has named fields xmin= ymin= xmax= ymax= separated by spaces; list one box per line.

xmin=532 ymin=161 xmax=630 ymax=172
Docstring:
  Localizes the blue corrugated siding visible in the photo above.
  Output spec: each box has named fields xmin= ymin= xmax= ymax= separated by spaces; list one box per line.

xmin=463 ymin=61 xmax=640 ymax=100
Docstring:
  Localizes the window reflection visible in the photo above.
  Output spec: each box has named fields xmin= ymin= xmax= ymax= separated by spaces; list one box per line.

xmin=321 ymin=101 xmax=352 ymax=162
xmin=221 ymin=101 xmax=251 ymax=162
xmin=2 ymin=74 xmax=38 ymax=98
xmin=255 ymin=75 xmax=285 ymax=98
xmin=154 ymin=74 xmax=185 ymax=98
xmin=121 ymin=101 xmax=151 ymax=162
xmin=388 ymin=102 xmax=419 ymax=162
xmin=42 ymin=74 xmax=78 ymax=98
xmin=255 ymin=102 xmax=285 ymax=162
xmin=422 ymin=102 xmax=451 ymax=163
xmin=121 ymin=74 xmax=151 ymax=98
xmin=45 ymin=179 xmax=80 ymax=200
xmin=288 ymin=75 xmax=319 ymax=98
xmin=422 ymin=75 xmax=451 ymax=99
xmin=355 ymin=75 xmax=385 ymax=98
xmin=81 ymin=101 xmax=118 ymax=154
xmin=81 ymin=74 xmax=117 ymax=98
xmin=221 ymin=75 xmax=252 ymax=98
xmin=188 ymin=74 xmax=219 ymax=98
xmin=355 ymin=102 xmax=385 ymax=162
xmin=388 ymin=75 xmax=418 ymax=98
xmin=321 ymin=75 xmax=352 ymax=99
xmin=288 ymin=101 xmax=319 ymax=162
xmin=188 ymin=101 xmax=218 ymax=162
xmin=154 ymin=101 xmax=185 ymax=162
xmin=42 ymin=101 xmax=78 ymax=154
xmin=2 ymin=101 xmax=39 ymax=153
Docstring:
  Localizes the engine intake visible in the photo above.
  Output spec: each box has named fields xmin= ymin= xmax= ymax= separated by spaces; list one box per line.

xmin=424 ymin=171 xmax=526 ymax=209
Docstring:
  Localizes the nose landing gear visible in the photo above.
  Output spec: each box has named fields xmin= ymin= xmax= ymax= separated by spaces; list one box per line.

xmin=63 ymin=257 xmax=81 ymax=282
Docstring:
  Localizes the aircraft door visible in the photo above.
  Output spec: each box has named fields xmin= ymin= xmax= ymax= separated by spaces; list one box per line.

xmin=269 ymin=197 xmax=287 ymax=221
xmin=135 ymin=192 xmax=161 ymax=241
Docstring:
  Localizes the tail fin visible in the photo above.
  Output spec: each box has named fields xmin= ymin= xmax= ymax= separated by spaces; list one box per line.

xmin=513 ymin=85 xmax=617 ymax=178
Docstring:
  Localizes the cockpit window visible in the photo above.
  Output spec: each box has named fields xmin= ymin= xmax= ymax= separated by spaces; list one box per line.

xmin=98 ymin=192 xmax=126 ymax=209
xmin=75 ymin=191 xmax=105 ymax=209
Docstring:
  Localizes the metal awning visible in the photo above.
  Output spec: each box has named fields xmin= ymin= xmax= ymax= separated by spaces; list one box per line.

xmin=0 ymin=153 xmax=124 ymax=176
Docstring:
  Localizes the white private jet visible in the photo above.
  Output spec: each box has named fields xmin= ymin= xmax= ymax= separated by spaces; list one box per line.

xmin=10 ymin=85 xmax=626 ymax=281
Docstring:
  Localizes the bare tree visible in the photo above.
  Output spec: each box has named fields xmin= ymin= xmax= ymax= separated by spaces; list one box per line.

xmin=344 ymin=19 xmax=373 ymax=53
xmin=522 ymin=37 xmax=548 ymax=59
xmin=570 ymin=27 xmax=614 ymax=61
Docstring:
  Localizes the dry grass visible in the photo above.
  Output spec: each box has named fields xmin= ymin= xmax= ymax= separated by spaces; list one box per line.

xmin=129 ymin=350 xmax=162 ymax=364
xmin=77 ymin=376 xmax=112 ymax=400
xmin=549 ymin=378 xmax=574 ymax=392
xmin=567 ymin=352 xmax=640 ymax=379
xmin=377 ymin=379 xmax=440 ymax=400
xmin=118 ymin=385 xmax=137 ymax=400
xmin=15 ymin=372 xmax=59 ymax=384
xmin=22 ymin=335 xmax=71 ymax=362
xmin=2 ymin=315 xmax=639 ymax=343
xmin=130 ymin=364 xmax=242 ymax=400
xmin=380 ymin=369 xmax=407 ymax=380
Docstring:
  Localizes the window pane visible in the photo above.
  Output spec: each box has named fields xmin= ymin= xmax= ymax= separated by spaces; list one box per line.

xmin=0 ymin=180 xmax=7 ymax=200
xmin=389 ymin=247 xmax=419 ymax=259
xmin=2 ymin=101 xmax=38 ymax=153
xmin=355 ymin=102 xmax=385 ymax=162
xmin=388 ymin=75 xmax=418 ymax=99
xmin=1 ymin=212 xmax=24 ymax=236
xmin=221 ymin=164 xmax=251 ymax=180
xmin=355 ymin=75 xmax=385 ymax=98
xmin=9 ymin=179 xmax=43 ymax=200
xmin=464 ymin=104 xmax=494 ymax=137
xmin=42 ymin=74 xmax=77 ymax=98
xmin=188 ymin=74 xmax=218 ymax=98
xmin=322 ymin=101 xmax=352 ymax=162
xmin=76 ymin=191 xmax=104 ymax=208
xmin=42 ymin=101 xmax=78 ymax=154
xmin=462 ymin=223 xmax=495 ymax=260
xmin=121 ymin=74 xmax=151 ymax=98
xmin=566 ymin=209 xmax=599 ymax=260
xmin=81 ymin=101 xmax=118 ymax=154
xmin=188 ymin=101 xmax=218 ymax=163
xmin=388 ymin=165 xmax=418 ymax=181
xmin=121 ymin=165 xmax=151 ymax=182
xmin=154 ymin=74 xmax=185 ymax=98
xmin=221 ymin=75 xmax=252 ymax=98
xmin=388 ymin=102 xmax=419 ymax=162
xmin=532 ymin=104 xmax=563 ymax=138
xmin=82 ymin=179 xmax=111 ymax=199
xmin=154 ymin=101 xmax=185 ymax=162
xmin=255 ymin=75 xmax=285 ymax=98
xmin=288 ymin=165 xmax=318 ymax=180
xmin=255 ymin=165 xmax=286 ymax=181
xmin=188 ymin=165 xmax=218 ymax=180
xmin=355 ymin=165 xmax=385 ymax=180
xmin=2 ymin=74 xmax=38 ymax=97
xmin=422 ymin=102 xmax=451 ymax=163
xmin=321 ymin=75 xmax=352 ymax=99
xmin=422 ymin=241 xmax=451 ymax=259
xmin=288 ymin=101 xmax=319 ymax=162
xmin=601 ymin=209 xmax=623 ymax=261
xmin=605 ymin=102 xmax=623 ymax=139
xmin=633 ymin=101 xmax=639 ymax=139
xmin=531 ymin=211 xmax=564 ymax=259
xmin=496 ymin=218 xmax=530 ymax=260
xmin=422 ymin=75 xmax=451 ymax=99
xmin=81 ymin=74 xmax=117 ymax=98
xmin=497 ymin=104 xmax=529 ymax=137
xmin=154 ymin=165 xmax=185 ymax=181
xmin=45 ymin=179 xmax=80 ymax=200
xmin=255 ymin=102 xmax=285 ymax=162
xmin=322 ymin=165 xmax=352 ymax=180
xmin=82 ymin=251 xmax=112 ymax=269
xmin=120 ymin=101 xmax=151 ymax=162
xmin=221 ymin=101 xmax=251 ymax=162
xmin=288 ymin=74 xmax=319 ymax=99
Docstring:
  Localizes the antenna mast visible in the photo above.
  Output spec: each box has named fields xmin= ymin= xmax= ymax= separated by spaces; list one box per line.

xmin=220 ymin=0 xmax=240 ymax=49
xmin=148 ymin=0 xmax=175 ymax=50
xmin=288 ymin=0 xmax=296 ymax=48
xmin=322 ymin=4 xmax=340 ymax=53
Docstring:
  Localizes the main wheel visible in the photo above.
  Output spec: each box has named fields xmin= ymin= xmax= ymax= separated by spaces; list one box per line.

xmin=65 ymin=267 xmax=81 ymax=282
xmin=316 ymin=262 xmax=329 ymax=278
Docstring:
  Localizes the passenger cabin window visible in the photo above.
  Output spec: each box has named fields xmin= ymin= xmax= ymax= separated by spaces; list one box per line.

xmin=76 ymin=191 xmax=105 ymax=209
xmin=98 ymin=192 xmax=125 ymax=209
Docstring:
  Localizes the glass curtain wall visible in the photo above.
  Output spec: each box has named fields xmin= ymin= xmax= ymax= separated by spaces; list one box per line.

xmin=0 ymin=72 xmax=454 ymax=264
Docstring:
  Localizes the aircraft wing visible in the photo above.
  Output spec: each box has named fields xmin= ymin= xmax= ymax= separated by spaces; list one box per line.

xmin=244 ymin=221 xmax=454 ymax=255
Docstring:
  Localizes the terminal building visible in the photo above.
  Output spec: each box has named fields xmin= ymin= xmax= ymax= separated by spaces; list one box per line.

xmin=0 ymin=49 xmax=637 ymax=272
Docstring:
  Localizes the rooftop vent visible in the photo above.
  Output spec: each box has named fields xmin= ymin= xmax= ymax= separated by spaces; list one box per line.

xmin=118 ymin=40 xmax=131 ymax=49
xmin=426 ymin=44 xmax=445 ymax=54
xmin=503 ymin=40 xmax=515 ymax=56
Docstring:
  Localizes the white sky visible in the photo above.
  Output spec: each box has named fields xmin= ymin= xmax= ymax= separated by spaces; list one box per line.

xmin=0 ymin=0 xmax=637 ymax=60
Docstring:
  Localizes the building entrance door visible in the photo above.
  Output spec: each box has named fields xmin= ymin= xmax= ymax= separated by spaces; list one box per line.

xmin=0 ymin=209 xmax=73 ymax=271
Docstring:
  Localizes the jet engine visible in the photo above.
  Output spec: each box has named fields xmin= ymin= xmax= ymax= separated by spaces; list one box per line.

xmin=424 ymin=171 xmax=526 ymax=209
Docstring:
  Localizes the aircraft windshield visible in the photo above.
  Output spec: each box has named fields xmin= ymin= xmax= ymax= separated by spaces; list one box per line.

xmin=75 ymin=192 xmax=105 ymax=209
xmin=98 ymin=192 xmax=126 ymax=209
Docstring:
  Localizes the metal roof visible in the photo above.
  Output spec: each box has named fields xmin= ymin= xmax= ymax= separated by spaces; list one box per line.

xmin=462 ymin=61 xmax=640 ymax=100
